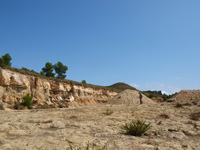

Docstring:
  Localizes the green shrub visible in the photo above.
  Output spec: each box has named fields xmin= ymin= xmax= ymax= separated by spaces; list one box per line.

xmin=122 ymin=120 xmax=151 ymax=136
xmin=148 ymin=94 xmax=155 ymax=98
xmin=21 ymin=93 xmax=33 ymax=109
xmin=40 ymin=71 xmax=45 ymax=76
xmin=69 ymin=142 xmax=107 ymax=150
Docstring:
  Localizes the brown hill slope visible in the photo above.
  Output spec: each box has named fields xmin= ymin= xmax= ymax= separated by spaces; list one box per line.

xmin=174 ymin=90 xmax=200 ymax=105
xmin=108 ymin=82 xmax=137 ymax=93
xmin=108 ymin=89 xmax=155 ymax=105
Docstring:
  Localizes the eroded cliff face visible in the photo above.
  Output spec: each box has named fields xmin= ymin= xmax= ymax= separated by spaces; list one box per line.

xmin=0 ymin=68 xmax=117 ymax=108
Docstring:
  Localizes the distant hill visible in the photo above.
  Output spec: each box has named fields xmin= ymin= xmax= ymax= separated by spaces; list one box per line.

xmin=143 ymin=90 xmax=163 ymax=98
xmin=108 ymin=82 xmax=137 ymax=93
xmin=142 ymin=90 xmax=176 ymax=100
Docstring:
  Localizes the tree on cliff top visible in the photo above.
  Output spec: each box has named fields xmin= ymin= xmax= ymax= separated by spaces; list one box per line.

xmin=0 ymin=53 xmax=12 ymax=67
xmin=0 ymin=58 xmax=5 ymax=67
xmin=82 ymin=80 xmax=87 ymax=84
xmin=42 ymin=62 xmax=55 ymax=77
xmin=2 ymin=53 xmax=12 ymax=66
xmin=54 ymin=61 xmax=68 ymax=79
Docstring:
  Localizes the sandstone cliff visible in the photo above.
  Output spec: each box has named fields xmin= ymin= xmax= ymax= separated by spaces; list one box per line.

xmin=0 ymin=68 xmax=117 ymax=108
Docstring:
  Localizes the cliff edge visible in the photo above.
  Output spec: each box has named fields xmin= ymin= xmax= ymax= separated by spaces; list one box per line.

xmin=0 ymin=68 xmax=117 ymax=108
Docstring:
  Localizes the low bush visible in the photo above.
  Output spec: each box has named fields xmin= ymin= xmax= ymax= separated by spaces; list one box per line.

xmin=122 ymin=120 xmax=151 ymax=136
xmin=14 ymin=102 xmax=25 ymax=110
xmin=21 ymin=93 xmax=33 ymax=109
xmin=147 ymin=94 xmax=155 ymax=98
xmin=39 ymin=104 xmax=55 ymax=109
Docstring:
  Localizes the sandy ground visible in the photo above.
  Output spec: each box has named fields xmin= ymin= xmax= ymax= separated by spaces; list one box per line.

xmin=0 ymin=102 xmax=200 ymax=150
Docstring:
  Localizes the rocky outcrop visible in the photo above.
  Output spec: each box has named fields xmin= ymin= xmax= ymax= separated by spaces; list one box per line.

xmin=0 ymin=68 xmax=117 ymax=108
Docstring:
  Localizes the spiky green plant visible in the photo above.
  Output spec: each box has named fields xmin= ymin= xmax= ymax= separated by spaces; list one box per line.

xmin=122 ymin=120 xmax=151 ymax=136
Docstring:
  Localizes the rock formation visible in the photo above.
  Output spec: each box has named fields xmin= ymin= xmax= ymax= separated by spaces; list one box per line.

xmin=0 ymin=68 xmax=117 ymax=108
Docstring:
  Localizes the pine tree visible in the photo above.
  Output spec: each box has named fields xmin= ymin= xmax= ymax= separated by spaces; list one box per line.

xmin=54 ymin=61 xmax=68 ymax=79
xmin=0 ymin=58 xmax=5 ymax=67
xmin=2 ymin=53 xmax=12 ymax=66
xmin=42 ymin=62 xmax=55 ymax=77
xmin=82 ymin=80 xmax=87 ymax=84
xmin=0 ymin=53 xmax=12 ymax=67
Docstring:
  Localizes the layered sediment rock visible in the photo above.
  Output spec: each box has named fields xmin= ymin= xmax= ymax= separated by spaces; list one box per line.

xmin=0 ymin=68 xmax=117 ymax=108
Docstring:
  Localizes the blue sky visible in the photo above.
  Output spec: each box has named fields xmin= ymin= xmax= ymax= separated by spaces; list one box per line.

xmin=0 ymin=0 xmax=200 ymax=94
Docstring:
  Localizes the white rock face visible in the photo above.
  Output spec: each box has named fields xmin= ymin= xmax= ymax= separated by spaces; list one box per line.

xmin=35 ymin=78 xmax=51 ymax=90
xmin=0 ymin=69 xmax=13 ymax=86
xmin=69 ymin=95 xmax=75 ymax=102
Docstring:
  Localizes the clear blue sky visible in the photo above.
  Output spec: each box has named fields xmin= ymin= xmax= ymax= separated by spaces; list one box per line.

xmin=0 ymin=0 xmax=200 ymax=94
